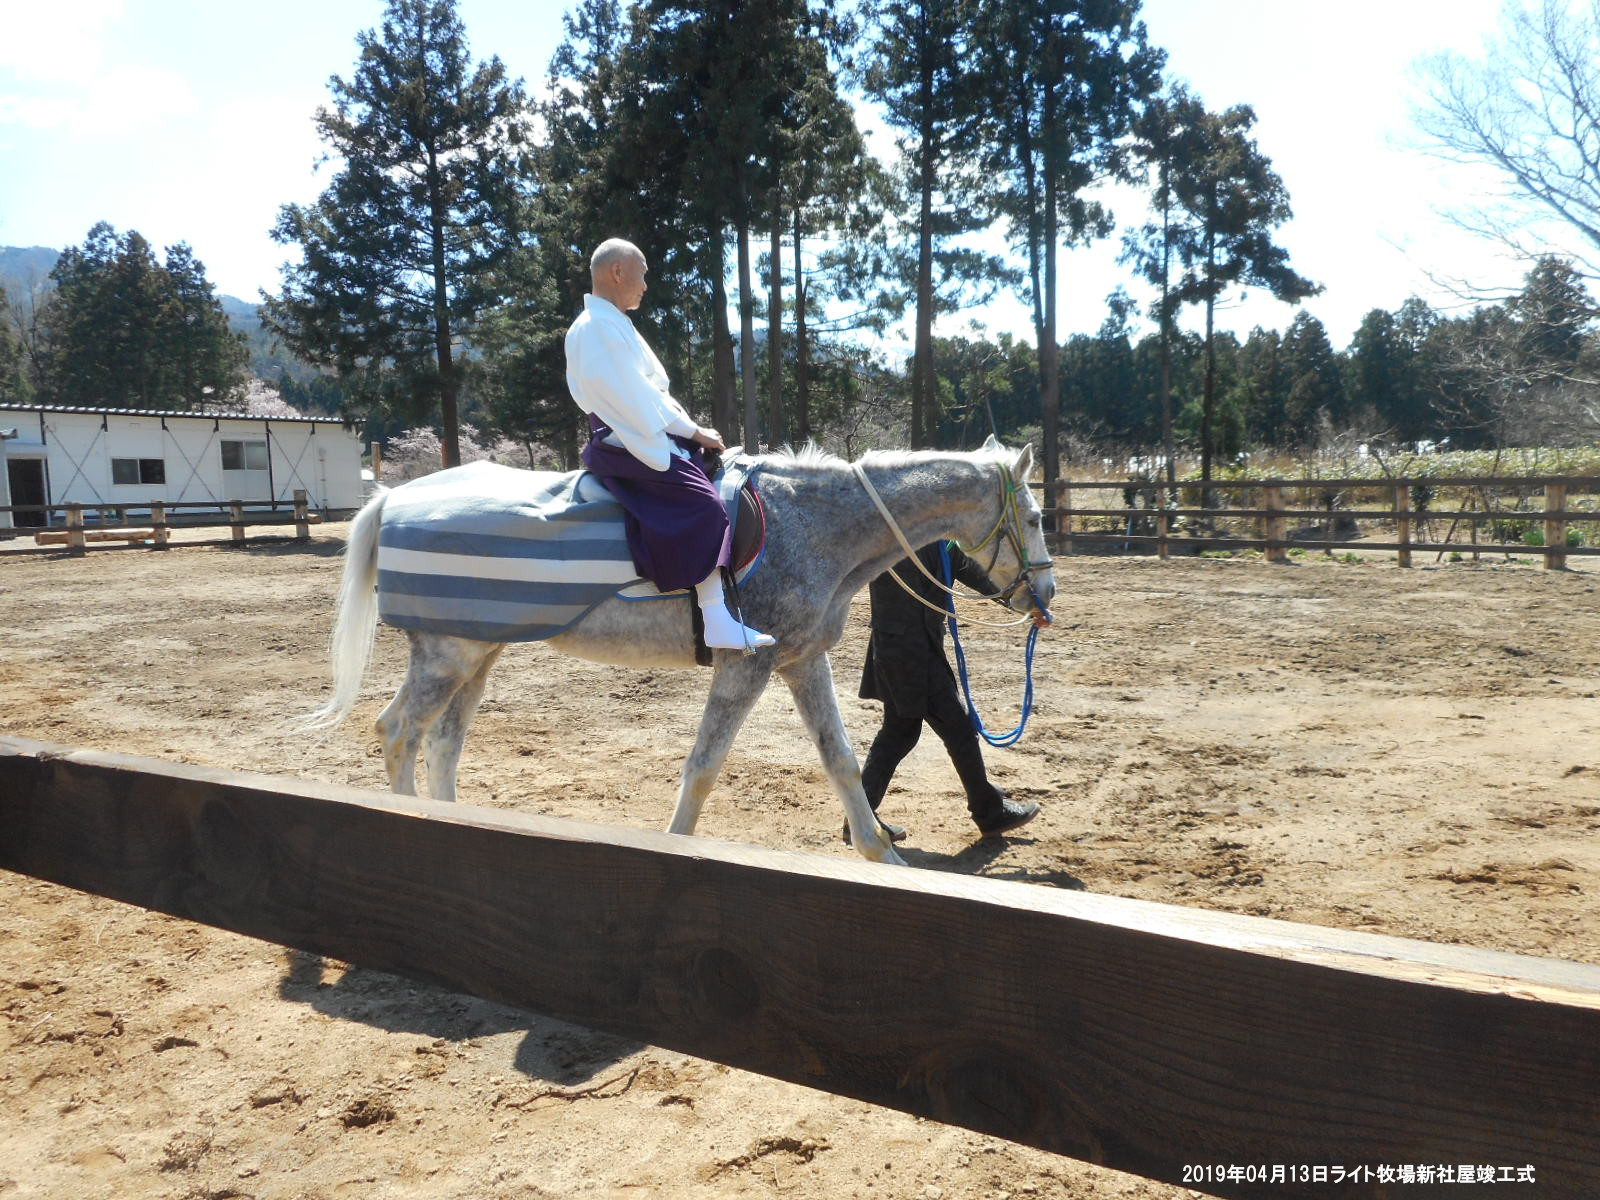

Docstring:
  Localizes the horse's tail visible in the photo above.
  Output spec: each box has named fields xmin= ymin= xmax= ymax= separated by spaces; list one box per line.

xmin=300 ymin=488 xmax=387 ymax=731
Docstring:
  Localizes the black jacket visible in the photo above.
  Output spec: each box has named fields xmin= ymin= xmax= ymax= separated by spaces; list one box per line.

xmin=858 ymin=542 xmax=998 ymax=717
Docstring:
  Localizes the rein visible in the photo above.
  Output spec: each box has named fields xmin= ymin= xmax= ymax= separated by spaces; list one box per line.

xmin=940 ymin=543 xmax=1038 ymax=747
xmin=851 ymin=460 xmax=1051 ymax=629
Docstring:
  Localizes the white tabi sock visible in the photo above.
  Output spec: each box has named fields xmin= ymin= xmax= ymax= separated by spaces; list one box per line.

xmin=695 ymin=574 xmax=776 ymax=650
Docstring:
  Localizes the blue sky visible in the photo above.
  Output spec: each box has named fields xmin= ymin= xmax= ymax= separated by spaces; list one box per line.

xmin=0 ymin=0 xmax=1560 ymax=350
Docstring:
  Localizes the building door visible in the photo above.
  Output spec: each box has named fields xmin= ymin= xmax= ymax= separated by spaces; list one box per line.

xmin=6 ymin=458 xmax=47 ymax=527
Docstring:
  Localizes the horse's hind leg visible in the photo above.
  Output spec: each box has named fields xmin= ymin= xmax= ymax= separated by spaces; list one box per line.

xmin=778 ymin=652 xmax=902 ymax=865
xmin=668 ymin=653 xmax=774 ymax=836
xmin=375 ymin=634 xmax=496 ymax=797
xmin=422 ymin=643 xmax=505 ymax=802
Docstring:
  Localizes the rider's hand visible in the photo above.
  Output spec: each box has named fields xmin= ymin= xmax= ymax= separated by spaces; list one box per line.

xmin=693 ymin=427 xmax=727 ymax=451
xmin=1032 ymin=608 xmax=1054 ymax=629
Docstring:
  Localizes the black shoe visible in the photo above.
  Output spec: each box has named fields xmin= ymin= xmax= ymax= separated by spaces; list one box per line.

xmin=974 ymin=799 xmax=1039 ymax=838
xmin=842 ymin=819 xmax=908 ymax=845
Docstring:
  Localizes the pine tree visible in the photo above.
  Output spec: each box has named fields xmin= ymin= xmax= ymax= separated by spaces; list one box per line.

xmin=1144 ymin=96 xmax=1319 ymax=475
xmin=1281 ymin=312 xmax=1342 ymax=442
xmin=1125 ymin=86 xmax=1211 ymax=482
xmin=979 ymin=0 xmax=1162 ymax=485
xmin=264 ymin=0 xmax=534 ymax=467
xmin=41 ymin=223 xmax=245 ymax=410
xmin=0 ymin=286 xmax=25 ymax=403
xmin=759 ymin=5 xmax=867 ymax=446
xmin=862 ymin=0 xmax=1004 ymax=448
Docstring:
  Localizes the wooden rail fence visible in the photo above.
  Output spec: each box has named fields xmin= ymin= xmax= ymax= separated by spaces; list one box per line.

xmin=2 ymin=735 xmax=1597 ymax=1198
xmin=0 ymin=490 xmax=321 ymax=556
xmin=1040 ymin=475 xmax=1600 ymax=569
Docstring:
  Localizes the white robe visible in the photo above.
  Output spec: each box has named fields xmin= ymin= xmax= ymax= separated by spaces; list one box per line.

xmin=565 ymin=294 xmax=696 ymax=472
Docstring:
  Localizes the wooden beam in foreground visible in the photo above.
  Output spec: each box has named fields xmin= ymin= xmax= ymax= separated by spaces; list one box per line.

xmin=2 ymin=735 xmax=1597 ymax=1198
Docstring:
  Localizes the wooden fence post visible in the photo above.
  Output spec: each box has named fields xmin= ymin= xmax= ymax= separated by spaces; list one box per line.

xmin=1545 ymin=482 xmax=1568 ymax=570
xmin=1057 ymin=479 xmax=1073 ymax=555
xmin=229 ymin=501 xmax=246 ymax=546
xmin=151 ymin=501 xmax=169 ymax=550
xmin=293 ymin=489 xmax=310 ymax=542
xmin=1156 ymin=506 xmax=1170 ymax=560
xmin=1395 ymin=485 xmax=1411 ymax=568
xmin=1262 ymin=484 xmax=1287 ymax=563
xmin=66 ymin=504 xmax=85 ymax=557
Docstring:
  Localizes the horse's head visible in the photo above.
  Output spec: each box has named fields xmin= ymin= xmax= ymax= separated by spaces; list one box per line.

xmin=975 ymin=436 xmax=1057 ymax=620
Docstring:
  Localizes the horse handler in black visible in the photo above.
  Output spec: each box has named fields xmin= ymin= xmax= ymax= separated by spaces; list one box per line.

xmin=852 ymin=541 xmax=1043 ymax=844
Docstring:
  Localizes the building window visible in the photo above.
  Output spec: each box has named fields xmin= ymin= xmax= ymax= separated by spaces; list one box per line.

xmin=221 ymin=440 xmax=269 ymax=471
xmin=111 ymin=458 xmax=166 ymax=485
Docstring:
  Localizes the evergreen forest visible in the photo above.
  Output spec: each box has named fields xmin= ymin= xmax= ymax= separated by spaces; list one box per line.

xmin=3 ymin=0 xmax=1598 ymax=483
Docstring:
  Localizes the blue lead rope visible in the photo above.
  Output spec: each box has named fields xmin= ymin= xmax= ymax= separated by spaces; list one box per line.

xmin=940 ymin=542 xmax=1038 ymax=748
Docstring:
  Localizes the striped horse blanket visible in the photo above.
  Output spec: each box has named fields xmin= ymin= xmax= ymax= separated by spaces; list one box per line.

xmin=376 ymin=460 xmax=652 ymax=642
xmin=375 ymin=459 xmax=763 ymax=643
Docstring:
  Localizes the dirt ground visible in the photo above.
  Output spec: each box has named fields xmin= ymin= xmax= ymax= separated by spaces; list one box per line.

xmin=1 ymin=528 xmax=1597 ymax=1200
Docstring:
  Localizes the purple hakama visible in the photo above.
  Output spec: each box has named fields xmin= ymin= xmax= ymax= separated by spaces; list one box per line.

xmin=582 ymin=416 xmax=731 ymax=592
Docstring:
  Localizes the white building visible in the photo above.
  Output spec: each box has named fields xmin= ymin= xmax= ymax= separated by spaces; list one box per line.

xmin=0 ymin=404 xmax=365 ymax=531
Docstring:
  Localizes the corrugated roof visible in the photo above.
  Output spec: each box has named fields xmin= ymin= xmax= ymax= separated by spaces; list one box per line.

xmin=0 ymin=403 xmax=350 ymax=425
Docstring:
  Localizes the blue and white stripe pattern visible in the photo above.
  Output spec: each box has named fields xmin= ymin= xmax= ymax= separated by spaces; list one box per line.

xmin=376 ymin=460 xmax=644 ymax=642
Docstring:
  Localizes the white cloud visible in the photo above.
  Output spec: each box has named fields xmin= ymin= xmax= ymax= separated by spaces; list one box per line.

xmin=179 ymin=92 xmax=329 ymax=296
xmin=0 ymin=93 xmax=76 ymax=130
xmin=1 ymin=0 xmax=192 ymax=138
xmin=68 ymin=63 xmax=197 ymax=136
xmin=0 ymin=0 xmax=123 ymax=84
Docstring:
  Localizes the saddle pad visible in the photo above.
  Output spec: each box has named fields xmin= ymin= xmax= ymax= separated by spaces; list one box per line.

xmin=375 ymin=459 xmax=765 ymax=642
xmin=377 ymin=461 xmax=645 ymax=643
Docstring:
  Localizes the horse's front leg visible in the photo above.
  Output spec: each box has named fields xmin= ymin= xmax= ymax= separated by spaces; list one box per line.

xmin=668 ymin=652 xmax=774 ymax=836
xmin=778 ymin=652 xmax=904 ymax=866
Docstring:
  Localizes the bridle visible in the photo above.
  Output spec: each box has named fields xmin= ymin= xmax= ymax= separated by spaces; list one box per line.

xmin=851 ymin=459 xmax=1054 ymax=628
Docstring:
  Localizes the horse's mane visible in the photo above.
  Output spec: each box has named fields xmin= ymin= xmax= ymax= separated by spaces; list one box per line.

xmin=759 ymin=442 xmax=1006 ymax=471
xmin=765 ymin=442 xmax=846 ymax=468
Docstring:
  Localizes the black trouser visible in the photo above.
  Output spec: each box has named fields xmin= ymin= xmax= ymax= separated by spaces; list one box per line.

xmin=860 ymin=682 xmax=1004 ymax=820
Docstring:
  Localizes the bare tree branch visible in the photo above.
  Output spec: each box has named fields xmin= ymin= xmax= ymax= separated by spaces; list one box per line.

xmin=1412 ymin=0 xmax=1600 ymax=279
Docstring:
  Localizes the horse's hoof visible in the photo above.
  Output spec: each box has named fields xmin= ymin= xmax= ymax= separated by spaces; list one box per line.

xmin=853 ymin=837 xmax=906 ymax=866
xmin=841 ymin=820 xmax=908 ymax=845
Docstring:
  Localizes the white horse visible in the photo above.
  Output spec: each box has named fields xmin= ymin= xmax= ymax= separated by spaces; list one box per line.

xmin=304 ymin=438 xmax=1056 ymax=867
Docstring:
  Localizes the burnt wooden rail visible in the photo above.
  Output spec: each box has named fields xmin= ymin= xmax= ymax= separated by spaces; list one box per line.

xmin=2 ymin=736 xmax=1597 ymax=1197
xmin=1040 ymin=475 xmax=1600 ymax=569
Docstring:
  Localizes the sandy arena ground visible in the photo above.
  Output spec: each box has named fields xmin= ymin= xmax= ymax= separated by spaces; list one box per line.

xmin=1 ymin=528 xmax=1597 ymax=1199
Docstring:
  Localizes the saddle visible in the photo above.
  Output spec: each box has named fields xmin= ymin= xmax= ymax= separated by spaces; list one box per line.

xmin=590 ymin=455 xmax=768 ymax=666
xmin=579 ymin=454 xmax=767 ymax=596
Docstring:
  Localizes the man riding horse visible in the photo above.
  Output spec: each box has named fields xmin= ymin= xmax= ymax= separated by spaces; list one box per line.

xmin=566 ymin=237 xmax=775 ymax=652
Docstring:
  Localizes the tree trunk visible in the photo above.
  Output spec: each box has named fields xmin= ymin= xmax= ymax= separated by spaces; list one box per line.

xmin=1039 ymin=193 xmax=1060 ymax=511
xmin=708 ymin=219 xmax=737 ymax=440
xmin=767 ymin=186 xmax=785 ymax=447
xmin=1201 ymin=288 xmax=1217 ymax=485
xmin=1013 ymin=38 xmax=1044 ymax=345
xmin=1158 ymin=171 xmax=1176 ymax=489
xmin=736 ymin=165 xmax=759 ymax=450
xmin=428 ymin=161 xmax=460 ymax=469
xmin=913 ymin=90 xmax=936 ymax=447
xmin=793 ymin=207 xmax=811 ymax=444
xmin=1038 ymin=76 xmax=1060 ymax=509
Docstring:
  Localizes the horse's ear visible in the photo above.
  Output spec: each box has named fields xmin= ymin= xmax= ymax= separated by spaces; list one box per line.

xmin=1014 ymin=443 xmax=1035 ymax=479
xmin=981 ymin=434 xmax=1003 ymax=453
